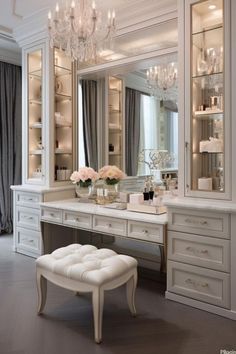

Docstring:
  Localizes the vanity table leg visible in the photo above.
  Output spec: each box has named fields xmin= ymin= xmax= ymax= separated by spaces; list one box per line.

xmin=160 ymin=225 xmax=167 ymax=273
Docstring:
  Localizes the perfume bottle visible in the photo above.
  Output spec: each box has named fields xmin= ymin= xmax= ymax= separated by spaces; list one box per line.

xmin=149 ymin=177 xmax=154 ymax=200
xmin=143 ymin=178 xmax=150 ymax=201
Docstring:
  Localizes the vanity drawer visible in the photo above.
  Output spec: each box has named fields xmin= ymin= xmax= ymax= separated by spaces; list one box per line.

xmin=168 ymin=208 xmax=230 ymax=238
xmin=41 ymin=207 xmax=62 ymax=224
xmin=16 ymin=227 xmax=41 ymax=253
xmin=168 ymin=231 xmax=230 ymax=272
xmin=93 ymin=216 xmax=127 ymax=236
xmin=16 ymin=207 xmax=40 ymax=231
xmin=167 ymin=261 xmax=230 ymax=308
xmin=16 ymin=191 xmax=41 ymax=208
xmin=128 ymin=221 xmax=164 ymax=244
xmin=63 ymin=211 xmax=92 ymax=229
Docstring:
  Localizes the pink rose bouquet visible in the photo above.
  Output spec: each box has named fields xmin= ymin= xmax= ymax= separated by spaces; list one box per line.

xmin=70 ymin=167 xmax=98 ymax=187
xmin=98 ymin=165 xmax=125 ymax=185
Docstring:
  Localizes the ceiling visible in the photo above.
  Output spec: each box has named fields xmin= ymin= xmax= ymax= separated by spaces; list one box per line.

xmin=0 ymin=0 xmax=177 ymax=62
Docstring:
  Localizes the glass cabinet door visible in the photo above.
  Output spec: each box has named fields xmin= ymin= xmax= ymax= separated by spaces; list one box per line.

xmin=53 ymin=48 xmax=73 ymax=182
xmin=190 ymin=0 xmax=225 ymax=193
xmin=107 ymin=76 xmax=123 ymax=169
xmin=28 ymin=49 xmax=44 ymax=181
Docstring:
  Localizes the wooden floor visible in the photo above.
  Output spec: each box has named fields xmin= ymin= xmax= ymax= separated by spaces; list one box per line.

xmin=1 ymin=234 xmax=236 ymax=354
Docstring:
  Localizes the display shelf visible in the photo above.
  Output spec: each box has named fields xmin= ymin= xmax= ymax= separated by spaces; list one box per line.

xmin=192 ymin=24 xmax=223 ymax=36
xmin=54 ymin=65 xmax=71 ymax=77
xmin=29 ymin=99 xmax=42 ymax=105
xmin=192 ymin=71 xmax=223 ymax=79
xmin=189 ymin=0 xmax=225 ymax=194
xmin=53 ymin=48 xmax=74 ymax=183
xmin=29 ymin=149 xmax=43 ymax=155
xmin=55 ymin=93 xmax=72 ymax=101
xmin=194 ymin=109 xmax=223 ymax=117
xmin=55 ymin=148 xmax=72 ymax=154
xmin=29 ymin=123 xmax=42 ymax=129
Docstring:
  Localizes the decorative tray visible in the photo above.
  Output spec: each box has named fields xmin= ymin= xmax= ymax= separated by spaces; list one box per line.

xmin=127 ymin=203 xmax=167 ymax=215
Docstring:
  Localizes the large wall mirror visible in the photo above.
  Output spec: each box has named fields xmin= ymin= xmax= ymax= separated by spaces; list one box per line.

xmin=78 ymin=52 xmax=178 ymax=181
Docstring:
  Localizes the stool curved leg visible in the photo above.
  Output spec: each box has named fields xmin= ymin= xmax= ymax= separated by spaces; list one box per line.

xmin=36 ymin=271 xmax=47 ymax=314
xmin=126 ymin=270 xmax=137 ymax=316
xmin=92 ymin=288 xmax=104 ymax=344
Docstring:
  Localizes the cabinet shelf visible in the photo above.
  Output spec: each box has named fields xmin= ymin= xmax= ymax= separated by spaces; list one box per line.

xmin=29 ymin=149 xmax=43 ymax=155
xmin=192 ymin=71 xmax=223 ymax=79
xmin=192 ymin=24 xmax=223 ymax=36
xmin=28 ymin=69 xmax=41 ymax=77
xmin=194 ymin=110 xmax=223 ymax=118
xmin=193 ymin=152 xmax=224 ymax=155
xmin=109 ymin=152 xmax=121 ymax=156
xmin=55 ymin=149 xmax=72 ymax=154
xmin=55 ymin=93 xmax=71 ymax=102
xmin=29 ymin=99 xmax=42 ymax=105
xmin=29 ymin=123 xmax=42 ymax=129
xmin=54 ymin=65 xmax=71 ymax=77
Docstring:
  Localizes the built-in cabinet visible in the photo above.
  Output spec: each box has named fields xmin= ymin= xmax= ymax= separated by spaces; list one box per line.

xmin=53 ymin=48 xmax=75 ymax=182
xmin=23 ymin=41 xmax=76 ymax=186
xmin=183 ymin=0 xmax=231 ymax=199
xmin=12 ymin=39 xmax=76 ymax=257
xmin=166 ymin=0 xmax=236 ymax=320
xmin=106 ymin=76 xmax=124 ymax=170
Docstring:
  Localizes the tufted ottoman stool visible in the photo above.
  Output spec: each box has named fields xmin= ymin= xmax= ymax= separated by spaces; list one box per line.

xmin=36 ymin=244 xmax=138 ymax=343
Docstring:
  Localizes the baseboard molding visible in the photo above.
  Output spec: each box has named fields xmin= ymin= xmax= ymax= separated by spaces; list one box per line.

xmin=165 ymin=291 xmax=236 ymax=320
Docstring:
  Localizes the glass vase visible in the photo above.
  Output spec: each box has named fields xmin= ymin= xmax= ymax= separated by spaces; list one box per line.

xmin=75 ymin=183 xmax=93 ymax=200
xmin=104 ymin=181 xmax=119 ymax=203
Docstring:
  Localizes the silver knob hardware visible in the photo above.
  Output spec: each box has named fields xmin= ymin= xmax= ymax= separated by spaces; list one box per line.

xmin=50 ymin=213 xmax=55 ymax=217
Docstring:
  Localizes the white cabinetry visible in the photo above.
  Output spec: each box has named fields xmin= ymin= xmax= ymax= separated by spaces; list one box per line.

xmin=167 ymin=207 xmax=231 ymax=307
xmin=12 ymin=187 xmax=74 ymax=257
xmin=12 ymin=38 xmax=76 ymax=258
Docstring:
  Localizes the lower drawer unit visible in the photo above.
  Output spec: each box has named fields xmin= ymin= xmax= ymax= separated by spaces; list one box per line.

xmin=168 ymin=231 xmax=230 ymax=272
xmin=16 ymin=227 xmax=41 ymax=254
xmin=168 ymin=208 xmax=230 ymax=238
xmin=16 ymin=191 xmax=41 ymax=209
xmin=63 ymin=211 xmax=92 ymax=230
xmin=167 ymin=261 xmax=230 ymax=308
xmin=16 ymin=206 xmax=40 ymax=231
xmin=93 ymin=215 xmax=127 ymax=236
xmin=128 ymin=221 xmax=164 ymax=244
xmin=41 ymin=207 xmax=63 ymax=224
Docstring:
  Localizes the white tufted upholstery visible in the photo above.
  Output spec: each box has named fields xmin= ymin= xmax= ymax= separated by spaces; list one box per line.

xmin=36 ymin=244 xmax=137 ymax=286
xmin=36 ymin=244 xmax=138 ymax=343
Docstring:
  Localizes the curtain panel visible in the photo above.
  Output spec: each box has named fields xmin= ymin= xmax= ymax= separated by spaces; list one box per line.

xmin=81 ymin=80 xmax=98 ymax=170
xmin=0 ymin=62 xmax=22 ymax=233
xmin=125 ymin=87 xmax=141 ymax=176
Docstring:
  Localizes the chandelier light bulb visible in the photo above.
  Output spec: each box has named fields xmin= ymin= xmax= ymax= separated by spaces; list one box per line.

xmin=48 ymin=11 xmax=52 ymax=20
xmin=92 ymin=1 xmax=96 ymax=10
xmin=55 ymin=3 xmax=59 ymax=12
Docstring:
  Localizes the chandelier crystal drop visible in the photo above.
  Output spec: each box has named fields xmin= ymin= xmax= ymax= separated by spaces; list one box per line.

xmin=48 ymin=0 xmax=116 ymax=63
xmin=146 ymin=62 xmax=178 ymax=101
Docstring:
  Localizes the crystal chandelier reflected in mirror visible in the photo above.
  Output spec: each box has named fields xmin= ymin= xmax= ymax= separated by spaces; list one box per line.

xmin=48 ymin=0 xmax=116 ymax=63
xmin=146 ymin=62 xmax=178 ymax=101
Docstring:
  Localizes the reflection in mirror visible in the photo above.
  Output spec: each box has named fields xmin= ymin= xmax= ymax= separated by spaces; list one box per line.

xmin=78 ymin=55 xmax=178 ymax=183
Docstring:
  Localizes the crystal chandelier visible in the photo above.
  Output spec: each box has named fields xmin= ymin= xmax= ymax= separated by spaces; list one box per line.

xmin=48 ymin=0 xmax=116 ymax=63
xmin=146 ymin=62 xmax=178 ymax=101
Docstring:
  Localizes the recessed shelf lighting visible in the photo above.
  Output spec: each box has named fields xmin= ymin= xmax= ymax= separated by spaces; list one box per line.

xmin=208 ymin=4 xmax=216 ymax=10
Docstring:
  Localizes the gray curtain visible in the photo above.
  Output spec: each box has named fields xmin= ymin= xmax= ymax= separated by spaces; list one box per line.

xmin=81 ymin=80 xmax=98 ymax=170
xmin=125 ymin=87 xmax=141 ymax=176
xmin=0 ymin=61 xmax=22 ymax=233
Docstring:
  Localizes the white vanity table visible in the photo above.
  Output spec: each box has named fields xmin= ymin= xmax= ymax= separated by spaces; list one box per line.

xmin=40 ymin=199 xmax=168 ymax=271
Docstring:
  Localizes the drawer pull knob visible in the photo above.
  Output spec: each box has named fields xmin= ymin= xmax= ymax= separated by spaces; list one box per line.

xmin=186 ymin=246 xmax=194 ymax=252
xmin=201 ymin=282 xmax=209 ymax=288
xmin=185 ymin=278 xmax=195 ymax=285
xmin=106 ymin=223 xmax=112 ymax=228
xmin=200 ymin=221 xmax=208 ymax=226
xmin=50 ymin=213 xmax=55 ymax=217
xmin=185 ymin=218 xmax=196 ymax=224
xmin=143 ymin=230 xmax=148 ymax=234
xmin=76 ymin=218 xmax=80 ymax=222
xmin=200 ymin=249 xmax=208 ymax=254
